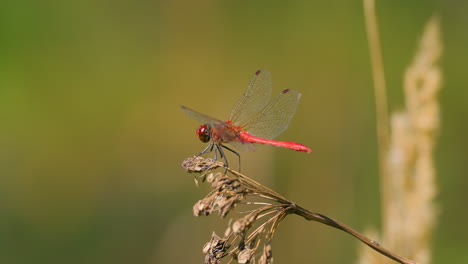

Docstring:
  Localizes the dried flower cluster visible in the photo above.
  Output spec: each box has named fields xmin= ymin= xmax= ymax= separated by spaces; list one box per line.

xmin=183 ymin=156 xmax=418 ymax=264
xmin=384 ymin=16 xmax=441 ymax=264
xmin=193 ymin=172 xmax=247 ymax=218
xmin=183 ymin=156 xmax=289 ymax=264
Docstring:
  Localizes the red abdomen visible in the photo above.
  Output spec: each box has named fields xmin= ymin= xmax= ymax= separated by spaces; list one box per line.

xmin=238 ymin=132 xmax=311 ymax=153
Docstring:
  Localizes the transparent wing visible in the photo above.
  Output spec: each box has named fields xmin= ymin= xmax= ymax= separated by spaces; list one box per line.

xmin=227 ymin=140 xmax=256 ymax=152
xmin=239 ymin=89 xmax=302 ymax=140
xmin=180 ymin=105 xmax=222 ymax=125
xmin=229 ymin=70 xmax=272 ymax=125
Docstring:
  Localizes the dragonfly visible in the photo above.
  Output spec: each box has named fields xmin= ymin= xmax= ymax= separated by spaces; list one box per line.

xmin=181 ymin=69 xmax=311 ymax=170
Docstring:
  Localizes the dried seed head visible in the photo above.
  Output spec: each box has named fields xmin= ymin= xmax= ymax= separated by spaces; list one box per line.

xmin=233 ymin=213 xmax=257 ymax=234
xmin=191 ymin=175 xmax=249 ymax=218
xmin=206 ymin=173 xmax=215 ymax=183
xmin=237 ymin=248 xmax=256 ymax=264
xmin=224 ymin=226 xmax=232 ymax=237
xmin=193 ymin=191 xmax=245 ymax=218
xmin=194 ymin=199 xmax=214 ymax=216
xmin=212 ymin=175 xmax=246 ymax=194
xmin=182 ymin=157 xmax=218 ymax=172
xmin=217 ymin=194 xmax=244 ymax=218
xmin=203 ymin=232 xmax=230 ymax=264
xmin=258 ymin=242 xmax=273 ymax=264
xmin=202 ymin=241 xmax=211 ymax=254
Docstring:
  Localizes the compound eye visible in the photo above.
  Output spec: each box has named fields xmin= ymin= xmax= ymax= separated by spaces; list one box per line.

xmin=196 ymin=125 xmax=211 ymax=143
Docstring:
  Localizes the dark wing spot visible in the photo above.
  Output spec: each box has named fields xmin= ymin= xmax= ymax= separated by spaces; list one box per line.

xmin=255 ymin=70 xmax=261 ymax=75
xmin=282 ymin=89 xmax=290 ymax=94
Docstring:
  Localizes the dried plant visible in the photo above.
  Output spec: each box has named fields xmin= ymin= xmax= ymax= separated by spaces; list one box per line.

xmin=360 ymin=1 xmax=442 ymax=263
xmin=182 ymin=157 xmax=418 ymax=264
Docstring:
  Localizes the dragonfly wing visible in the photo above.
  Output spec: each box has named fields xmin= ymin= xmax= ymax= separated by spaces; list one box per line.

xmin=229 ymin=70 xmax=272 ymax=125
xmin=240 ymin=89 xmax=302 ymax=140
xmin=180 ymin=105 xmax=222 ymax=125
xmin=227 ymin=140 xmax=256 ymax=152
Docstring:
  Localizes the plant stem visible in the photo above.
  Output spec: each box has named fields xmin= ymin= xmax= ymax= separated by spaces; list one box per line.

xmin=364 ymin=0 xmax=391 ymax=232
xmin=293 ymin=205 xmax=418 ymax=264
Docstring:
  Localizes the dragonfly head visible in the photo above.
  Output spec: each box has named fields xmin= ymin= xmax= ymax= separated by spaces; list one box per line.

xmin=196 ymin=125 xmax=211 ymax=143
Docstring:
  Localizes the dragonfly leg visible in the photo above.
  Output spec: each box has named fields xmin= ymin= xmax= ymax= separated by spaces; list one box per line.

xmin=196 ymin=143 xmax=235 ymax=173
xmin=195 ymin=143 xmax=220 ymax=167
xmin=213 ymin=144 xmax=219 ymax=161
xmin=197 ymin=143 xmax=214 ymax=156
xmin=221 ymin=145 xmax=241 ymax=172
xmin=216 ymin=144 xmax=229 ymax=170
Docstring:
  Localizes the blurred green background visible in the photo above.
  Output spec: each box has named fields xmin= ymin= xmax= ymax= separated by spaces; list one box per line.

xmin=1 ymin=0 xmax=467 ymax=263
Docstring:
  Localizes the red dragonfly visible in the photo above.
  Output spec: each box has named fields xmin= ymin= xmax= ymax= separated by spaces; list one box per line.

xmin=181 ymin=70 xmax=311 ymax=170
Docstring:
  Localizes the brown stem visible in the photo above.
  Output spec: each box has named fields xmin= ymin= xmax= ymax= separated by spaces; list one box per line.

xmin=292 ymin=204 xmax=418 ymax=264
